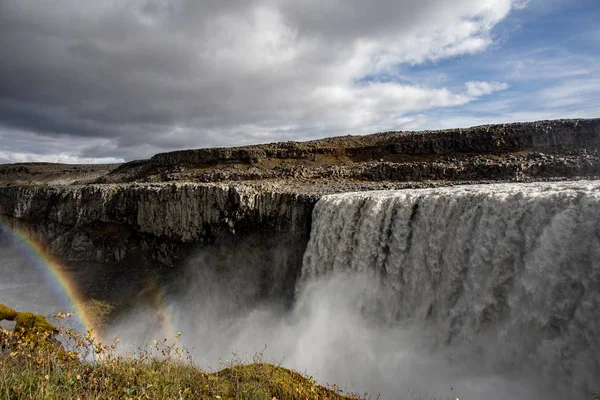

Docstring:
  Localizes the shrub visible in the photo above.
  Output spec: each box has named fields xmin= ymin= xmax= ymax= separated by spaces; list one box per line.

xmin=0 ymin=309 xmax=359 ymax=400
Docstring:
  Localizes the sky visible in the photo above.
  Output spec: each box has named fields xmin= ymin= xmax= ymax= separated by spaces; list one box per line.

xmin=0 ymin=0 xmax=598 ymax=164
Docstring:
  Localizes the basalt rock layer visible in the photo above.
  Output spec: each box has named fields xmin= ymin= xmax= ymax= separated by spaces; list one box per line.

xmin=0 ymin=183 xmax=316 ymax=303
xmin=0 ymin=118 xmax=599 ymax=303
xmin=151 ymin=118 xmax=600 ymax=165
xmin=102 ymin=118 xmax=600 ymax=185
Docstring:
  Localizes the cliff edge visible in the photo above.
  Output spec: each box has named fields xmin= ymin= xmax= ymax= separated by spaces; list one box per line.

xmin=1 ymin=119 xmax=599 ymax=189
xmin=1 ymin=118 xmax=599 ymax=305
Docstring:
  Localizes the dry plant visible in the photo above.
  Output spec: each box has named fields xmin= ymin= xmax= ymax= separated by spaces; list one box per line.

xmin=0 ymin=304 xmax=359 ymax=399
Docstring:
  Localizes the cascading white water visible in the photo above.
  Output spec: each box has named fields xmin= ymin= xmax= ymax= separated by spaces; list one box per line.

xmin=301 ymin=180 xmax=600 ymax=397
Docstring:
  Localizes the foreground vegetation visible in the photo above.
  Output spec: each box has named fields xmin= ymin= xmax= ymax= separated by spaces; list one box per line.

xmin=2 ymin=303 xmax=597 ymax=399
xmin=0 ymin=303 xmax=358 ymax=400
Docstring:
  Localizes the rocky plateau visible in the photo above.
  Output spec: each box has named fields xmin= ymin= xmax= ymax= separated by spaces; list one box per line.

xmin=1 ymin=118 xmax=599 ymax=307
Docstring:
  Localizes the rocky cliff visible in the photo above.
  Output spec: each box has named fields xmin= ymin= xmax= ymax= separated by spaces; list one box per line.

xmin=150 ymin=118 xmax=600 ymax=165
xmin=97 ymin=118 xmax=600 ymax=185
xmin=0 ymin=183 xmax=316 ymax=303
xmin=1 ymin=118 xmax=599 ymax=305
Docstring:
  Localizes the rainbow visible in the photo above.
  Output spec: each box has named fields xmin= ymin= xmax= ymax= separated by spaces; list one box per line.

xmin=0 ymin=217 xmax=100 ymax=340
xmin=144 ymin=275 xmax=180 ymax=342
xmin=0 ymin=216 xmax=181 ymax=345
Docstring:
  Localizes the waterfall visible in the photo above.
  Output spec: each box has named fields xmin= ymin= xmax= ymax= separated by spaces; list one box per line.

xmin=301 ymin=180 xmax=600 ymax=397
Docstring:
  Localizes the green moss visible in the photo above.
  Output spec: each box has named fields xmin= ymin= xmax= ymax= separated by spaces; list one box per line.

xmin=214 ymin=363 xmax=356 ymax=399
xmin=11 ymin=183 xmax=46 ymax=189
xmin=0 ymin=304 xmax=56 ymax=334
xmin=14 ymin=312 xmax=57 ymax=334
xmin=0 ymin=303 xmax=18 ymax=320
xmin=14 ymin=312 xmax=35 ymax=332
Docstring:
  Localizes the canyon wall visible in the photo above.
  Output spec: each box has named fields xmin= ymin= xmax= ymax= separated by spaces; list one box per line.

xmin=94 ymin=119 xmax=600 ymax=185
xmin=150 ymin=119 xmax=600 ymax=166
xmin=0 ymin=183 xmax=316 ymax=302
xmin=1 ymin=118 xmax=599 ymax=303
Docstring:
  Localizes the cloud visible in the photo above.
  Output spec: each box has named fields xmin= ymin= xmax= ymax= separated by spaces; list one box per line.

xmin=465 ymin=81 xmax=510 ymax=97
xmin=0 ymin=151 xmax=121 ymax=165
xmin=0 ymin=127 xmax=123 ymax=164
xmin=513 ymin=0 xmax=531 ymax=9
xmin=0 ymin=0 xmax=523 ymax=161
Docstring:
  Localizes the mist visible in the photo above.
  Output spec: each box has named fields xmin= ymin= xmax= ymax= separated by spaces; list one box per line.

xmin=0 ymin=242 xmax=574 ymax=398
xmin=106 ymin=249 xmax=561 ymax=400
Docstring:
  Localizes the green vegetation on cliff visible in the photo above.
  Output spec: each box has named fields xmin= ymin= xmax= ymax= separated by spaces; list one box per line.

xmin=0 ymin=303 xmax=17 ymax=320
xmin=0 ymin=304 xmax=56 ymax=334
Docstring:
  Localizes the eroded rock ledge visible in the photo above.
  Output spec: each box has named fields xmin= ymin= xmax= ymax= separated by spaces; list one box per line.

xmin=0 ymin=183 xmax=316 ymax=303
xmin=93 ymin=118 xmax=600 ymax=185
xmin=151 ymin=118 xmax=600 ymax=165
xmin=0 ymin=183 xmax=314 ymax=243
xmin=1 ymin=118 xmax=599 ymax=304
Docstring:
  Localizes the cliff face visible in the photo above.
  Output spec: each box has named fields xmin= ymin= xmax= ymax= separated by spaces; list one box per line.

xmin=1 ymin=118 xmax=599 ymax=303
xmin=387 ymin=119 xmax=600 ymax=154
xmin=150 ymin=119 xmax=600 ymax=166
xmin=0 ymin=183 xmax=316 ymax=303
xmin=94 ymin=119 xmax=600 ymax=185
xmin=0 ymin=183 xmax=315 ymax=242
xmin=2 ymin=119 xmax=600 ymax=188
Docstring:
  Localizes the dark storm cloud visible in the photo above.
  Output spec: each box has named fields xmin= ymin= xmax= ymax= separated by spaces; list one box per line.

xmin=0 ymin=0 xmax=517 ymax=162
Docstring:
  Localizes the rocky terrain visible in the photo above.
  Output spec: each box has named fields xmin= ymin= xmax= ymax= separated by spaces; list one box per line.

xmin=0 ymin=118 xmax=599 ymax=306
xmin=0 ymin=163 xmax=119 ymax=187
xmin=1 ymin=119 xmax=599 ymax=192
xmin=88 ymin=118 xmax=600 ymax=186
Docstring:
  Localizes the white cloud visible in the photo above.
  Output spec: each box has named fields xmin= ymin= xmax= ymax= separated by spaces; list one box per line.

xmin=0 ymin=0 xmax=526 ymax=161
xmin=0 ymin=151 xmax=122 ymax=165
xmin=536 ymin=78 xmax=600 ymax=110
xmin=465 ymin=81 xmax=510 ymax=97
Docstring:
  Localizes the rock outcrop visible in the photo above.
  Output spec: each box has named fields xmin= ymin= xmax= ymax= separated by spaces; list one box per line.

xmin=150 ymin=119 xmax=600 ymax=166
xmin=1 ymin=118 xmax=599 ymax=304
xmin=92 ymin=118 xmax=600 ymax=185
xmin=0 ymin=183 xmax=316 ymax=303
xmin=0 ymin=183 xmax=314 ymax=243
